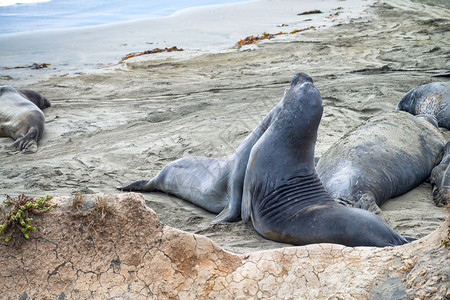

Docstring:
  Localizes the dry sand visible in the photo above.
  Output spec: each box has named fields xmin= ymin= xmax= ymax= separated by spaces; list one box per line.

xmin=1 ymin=0 xmax=449 ymax=254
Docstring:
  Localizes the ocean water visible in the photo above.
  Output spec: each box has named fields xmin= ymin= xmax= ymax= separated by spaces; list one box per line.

xmin=0 ymin=0 xmax=249 ymax=35
xmin=0 ymin=0 xmax=374 ymax=86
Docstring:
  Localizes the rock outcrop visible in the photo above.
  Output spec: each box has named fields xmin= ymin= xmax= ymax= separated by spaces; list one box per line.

xmin=1 ymin=193 xmax=448 ymax=299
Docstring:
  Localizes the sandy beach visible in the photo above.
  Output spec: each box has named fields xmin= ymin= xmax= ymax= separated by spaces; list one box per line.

xmin=1 ymin=0 xmax=449 ymax=255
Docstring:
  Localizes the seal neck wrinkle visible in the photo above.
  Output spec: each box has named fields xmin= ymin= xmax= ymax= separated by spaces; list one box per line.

xmin=254 ymin=173 xmax=333 ymax=222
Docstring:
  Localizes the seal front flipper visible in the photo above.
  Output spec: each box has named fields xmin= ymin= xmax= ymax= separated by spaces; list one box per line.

xmin=353 ymin=192 xmax=381 ymax=214
xmin=430 ymin=141 xmax=450 ymax=206
xmin=211 ymin=204 xmax=240 ymax=224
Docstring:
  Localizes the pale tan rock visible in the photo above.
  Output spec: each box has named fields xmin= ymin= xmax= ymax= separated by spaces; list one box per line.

xmin=0 ymin=192 xmax=449 ymax=299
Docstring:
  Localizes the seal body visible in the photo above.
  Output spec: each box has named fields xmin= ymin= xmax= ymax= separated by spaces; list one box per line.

xmin=316 ymin=111 xmax=445 ymax=212
xmin=430 ymin=141 xmax=450 ymax=207
xmin=0 ymin=86 xmax=47 ymax=152
xmin=396 ymin=82 xmax=450 ymax=129
xmin=119 ymin=73 xmax=314 ymax=217
xmin=120 ymin=157 xmax=232 ymax=213
xmin=242 ymin=79 xmax=412 ymax=247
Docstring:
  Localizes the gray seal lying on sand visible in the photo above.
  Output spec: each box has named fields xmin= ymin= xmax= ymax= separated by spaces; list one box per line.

xmin=0 ymin=86 xmax=49 ymax=152
xmin=430 ymin=141 xmax=450 ymax=207
xmin=240 ymin=79 xmax=413 ymax=247
xmin=118 ymin=73 xmax=313 ymax=216
xmin=396 ymin=82 xmax=450 ymax=129
xmin=316 ymin=112 xmax=445 ymax=213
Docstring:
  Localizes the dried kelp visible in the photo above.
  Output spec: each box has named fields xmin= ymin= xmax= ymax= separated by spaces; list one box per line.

xmin=234 ymin=26 xmax=315 ymax=49
xmin=297 ymin=10 xmax=322 ymax=15
xmin=1 ymin=63 xmax=51 ymax=70
xmin=120 ymin=46 xmax=183 ymax=63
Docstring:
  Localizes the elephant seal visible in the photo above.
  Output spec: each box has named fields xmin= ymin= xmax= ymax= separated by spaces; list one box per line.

xmin=0 ymin=86 xmax=47 ymax=152
xmin=19 ymin=89 xmax=51 ymax=109
xmin=316 ymin=111 xmax=445 ymax=213
xmin=430 ymin=141 xmax=450 ymax=207
xmin=118 ymin=73 xmax=314 ymax=215
xmin=396 ymin=82 xmax=450 ymax=129
xmin=241 ymin=79 xmax=413 ymax=247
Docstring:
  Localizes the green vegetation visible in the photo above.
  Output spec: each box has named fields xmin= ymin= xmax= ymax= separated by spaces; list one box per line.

xmin=0 ymin=194 xmax=54 ymax=242
xmin=441 ymin=227 xmax=450 ymax=247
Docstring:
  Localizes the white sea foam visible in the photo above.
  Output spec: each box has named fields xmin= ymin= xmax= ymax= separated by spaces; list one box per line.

xmin=0 ymin=0 xmax=50 ymax=7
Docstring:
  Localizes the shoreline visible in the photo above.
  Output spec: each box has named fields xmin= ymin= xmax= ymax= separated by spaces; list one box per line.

xmin=0 ymin=0 xmax=254 ymax=35
xmin=1 ymin=0 xmax=449 ymax=254
xmin=0 ymin=0 xmax=374 ymax=87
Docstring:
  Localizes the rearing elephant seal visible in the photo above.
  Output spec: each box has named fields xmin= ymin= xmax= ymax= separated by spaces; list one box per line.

xmin=118 ymin=73 xmax=314 ymax=216
xmin=316 ymin=111 xmax=445 ymax=213
xmin=241 ymin=79 xmax=413 ymax=247
xmin=0 ymin=86 xmax=47 ymax=152
xmin=396 ymin=82 xmax=450 ymax=129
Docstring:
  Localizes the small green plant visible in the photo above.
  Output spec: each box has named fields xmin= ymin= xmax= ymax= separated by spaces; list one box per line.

xmin=0 ymin=194 xmax=54 ymax=242
xmin=441 ymin=231 xmax=450 ymax=247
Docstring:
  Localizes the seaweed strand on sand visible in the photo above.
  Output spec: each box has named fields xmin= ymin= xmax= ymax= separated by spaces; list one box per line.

xmin=120 ymin=46 xmax=184 ymax=63
xmin=234 ymin=26 xmax=315 ymax=49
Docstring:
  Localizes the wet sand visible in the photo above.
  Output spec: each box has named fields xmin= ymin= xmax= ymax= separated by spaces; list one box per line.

xmin=1 ymin=0 xmax=449 ymax=254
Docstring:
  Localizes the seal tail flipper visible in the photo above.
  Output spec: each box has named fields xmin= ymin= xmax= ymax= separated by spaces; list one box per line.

xmin=116 ymin=179 xmax=156 ymax=192
xmin=314 ymin=156 xmax=320 ymax=166
xmin=9 ymin=127 xmax=39 ymax=153
xmin=391 ymin=235 xmax=416 ymax=246
xmin=431 ymin=70 xmax=450 ymax=77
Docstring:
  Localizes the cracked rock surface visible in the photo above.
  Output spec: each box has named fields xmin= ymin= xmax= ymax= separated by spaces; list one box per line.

xmin=1 ymin=193 xmax=448 ymax=299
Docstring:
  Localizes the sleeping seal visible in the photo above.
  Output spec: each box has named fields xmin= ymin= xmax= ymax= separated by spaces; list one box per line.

xmin=241 ymin=79 xmax=413 ymax=247
xmin=19 ymin=89 xmax=51 ymax=110
xmin=0 ymin=86 xmax=48 ymax=152
xmin=396 ymin=82 xmax=450 ymax=129
xmin=118 ymin=73 xmax=314 ymax=214
xmin=316 ymin=112 xmax=445 ymax=213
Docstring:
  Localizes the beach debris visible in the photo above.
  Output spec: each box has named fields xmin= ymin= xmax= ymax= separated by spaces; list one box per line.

xmin=290 ymin=26 xmax=315 ymax=34
xmin=1 ymin=63 xmax=51 ymax=70
xmin=120 ymin=46 xmax=184 ymax=63
xmin=30 ymin=63 xmax=51 ymax=69
xmin=0 ymin=194 xmax=54 ymax=242
xmin=297 ymin=10 xmax=322 ymax=15
xmin=234 ymin=26 xmax=315 ymax=49
xmin=0 ymin=75 xmax=14 ymax=80
xmin=327 ymin=12 xmax=340 ymax=18
xmin=277 ymin=24 xmax=289 ymax=27
xmin=234 ymin=32 xmax=284 ymax=49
